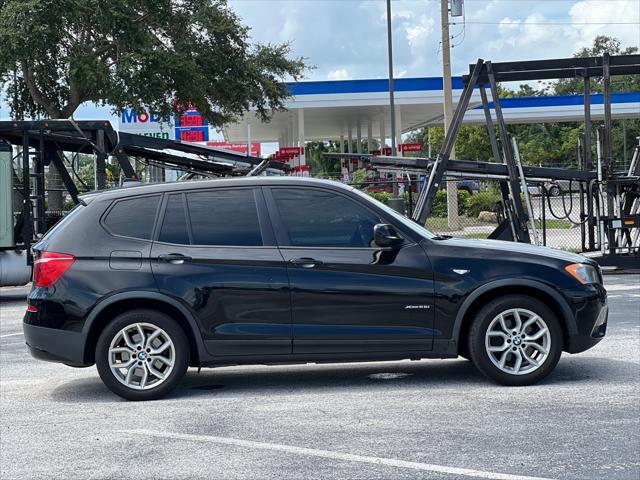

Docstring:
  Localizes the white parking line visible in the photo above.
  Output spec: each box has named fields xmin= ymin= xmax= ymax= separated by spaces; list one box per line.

xmin=0 ymin=332 xmax=23 ymax=338
xmin=605 ymin=284 xmax=639 ymax=291
xmin=123 ymin=429 xmax=557 ymax=480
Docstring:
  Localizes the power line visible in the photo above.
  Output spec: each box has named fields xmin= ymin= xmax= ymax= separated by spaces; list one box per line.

xmin=455 ymin=21 xmax=639 ymax=25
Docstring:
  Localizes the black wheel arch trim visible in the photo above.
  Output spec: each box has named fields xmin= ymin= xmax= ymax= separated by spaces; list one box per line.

xmin=452 ymin=278 xmax=577 ymax=341
xmin=81 ymin=290 xmax=207 ymax=362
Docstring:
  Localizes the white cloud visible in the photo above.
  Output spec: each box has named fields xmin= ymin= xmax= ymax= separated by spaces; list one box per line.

xmin=327 ymin=69 xmax=351 ymax=81
xmin=405 ymin=15 xmax=435 ymax=51
xmin=568 ymin=0 xmax=640 ymax=51
xmin=488 ymin=13 xmax=558 ymax=52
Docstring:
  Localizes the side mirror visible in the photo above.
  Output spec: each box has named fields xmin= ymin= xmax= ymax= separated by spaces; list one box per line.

xmin=373 ymin=224 xmax=403 ymax=248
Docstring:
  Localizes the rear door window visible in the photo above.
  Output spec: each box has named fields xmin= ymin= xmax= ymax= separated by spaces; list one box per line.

xmin=186 ymin=189 xmax=263 ymax=246
xmin=103 ymin=195 xmax=161 ymax=240
xmin=158 ymin=194 xmax=190 ymax=245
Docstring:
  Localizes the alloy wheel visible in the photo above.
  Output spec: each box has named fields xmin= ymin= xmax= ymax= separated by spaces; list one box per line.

xmin=108 ymin=322 xmax=176 ymax=390
xmin=484 ymin=308 xmax=551 ymax=376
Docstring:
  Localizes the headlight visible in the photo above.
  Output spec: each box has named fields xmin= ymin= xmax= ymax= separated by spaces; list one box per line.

xmin=565 ymin=263 xmax=600 ymax=284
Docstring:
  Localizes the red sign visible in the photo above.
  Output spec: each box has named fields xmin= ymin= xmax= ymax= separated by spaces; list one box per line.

xmin=399 ymin=143 xmax=423 ymax=153
xmin=179 ymin=115 xmax=204 ymax=127
xmin=207 ymin=142 xmax=261 ymax=157
xmin=279 ymin=146 xmax=304 ymax=156
xmin=179 ymin=130 xmax=205 ymax=142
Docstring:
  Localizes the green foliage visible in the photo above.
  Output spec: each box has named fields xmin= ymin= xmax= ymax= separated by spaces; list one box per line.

xmin=431 ymin=189 xmax=470 ymax=218
xmin=367 ymin=191 xmax=393 ymax=205
xmin=466 ymin=191 xmax=501 ymax=218
xmin=554 ymin=36 xmax=640 ymax=95
xmin=350 ymin=168 xmax=370 ymax=184
xmin=305 ymin=141 xmax=342 ymax=178
xmin=409 ymin=36 xmax=639 ymax=172
xmin=0 ymin=0 xmax=306 ymax=121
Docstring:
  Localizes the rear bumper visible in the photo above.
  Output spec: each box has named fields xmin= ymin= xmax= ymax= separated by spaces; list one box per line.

xmin=23 ymin=322 xmax=90 ymax=367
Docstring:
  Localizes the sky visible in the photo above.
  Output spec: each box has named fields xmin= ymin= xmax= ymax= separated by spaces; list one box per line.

xmin=228 ymin=0 xmax=640 ymax=81
xmin=1 ymin=0 xmax=638 ymax=124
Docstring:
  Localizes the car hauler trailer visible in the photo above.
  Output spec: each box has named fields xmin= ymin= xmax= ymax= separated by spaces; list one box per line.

xmin=325 ymin=53 xmax=640 ymax=271
xmin=0 ymin=120 xmax=289 ymax=286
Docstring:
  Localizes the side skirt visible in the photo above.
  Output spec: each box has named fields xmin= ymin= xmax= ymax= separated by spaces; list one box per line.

xmin=195 ymin=340 xmax=459 ymax=368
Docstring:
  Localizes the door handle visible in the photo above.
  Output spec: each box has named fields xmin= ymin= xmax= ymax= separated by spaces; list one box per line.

xmin=289 ymin=257 xmax=323 ymax=268
xmin=158 ymin=253 xmax=192 ymax=265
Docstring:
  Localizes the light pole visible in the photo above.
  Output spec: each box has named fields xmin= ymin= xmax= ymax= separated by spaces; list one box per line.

xmin=386 ymin=0 xmax=397 ymax=157
xmin=385 ymin=0 xmax=405 ymax=210
xmin=441 ymin=0 xmax=461 ymax=230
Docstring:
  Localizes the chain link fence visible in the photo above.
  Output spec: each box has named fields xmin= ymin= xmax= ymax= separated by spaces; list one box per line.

xmin=342 ymin=175 xmax=585 ymax=253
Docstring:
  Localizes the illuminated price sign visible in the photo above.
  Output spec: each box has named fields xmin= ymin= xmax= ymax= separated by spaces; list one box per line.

xmin=175 ymin=109 xmax=209 ymax=143
xmin=179 ymin=129 xmax=207 ymax=142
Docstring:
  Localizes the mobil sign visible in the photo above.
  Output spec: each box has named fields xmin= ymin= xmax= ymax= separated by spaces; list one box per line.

xmin=119 ymin=108 xmax=173 ymax=140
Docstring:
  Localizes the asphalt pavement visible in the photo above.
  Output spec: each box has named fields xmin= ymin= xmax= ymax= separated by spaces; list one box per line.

xmin=1 ymin=275 xmax=639 ymax=480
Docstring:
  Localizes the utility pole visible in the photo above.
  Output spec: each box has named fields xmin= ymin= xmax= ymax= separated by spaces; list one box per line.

xmin=441 ymin=0 xmax=461 ymax=230
xmin=386 ymin=0 xmax=397 ymax=157
xmin=386 ymin=0 xmax=404 ymax=210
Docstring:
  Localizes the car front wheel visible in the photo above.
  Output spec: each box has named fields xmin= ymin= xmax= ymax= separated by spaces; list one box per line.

xmin=95 ymin=309 xmax=189 ymax=400
xmin=468 ymin=295 xmax=563 ymax=386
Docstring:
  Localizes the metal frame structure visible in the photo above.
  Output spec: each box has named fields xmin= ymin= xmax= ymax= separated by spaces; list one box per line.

xmin=0 ymin=120 xmax=289 ymax=261
xmin=324 ymin=53 xmax=640 ymax=270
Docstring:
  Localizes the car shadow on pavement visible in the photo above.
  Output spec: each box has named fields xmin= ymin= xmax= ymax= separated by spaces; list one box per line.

xmin=49 ymin=356 xmax=635 ymax=403
xmin=0 ymin=290 xmax=30 ymax=303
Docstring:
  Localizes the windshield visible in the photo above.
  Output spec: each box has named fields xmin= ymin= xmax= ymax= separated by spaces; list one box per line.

xmin=349 ymin=187 xmax=436 ymax=239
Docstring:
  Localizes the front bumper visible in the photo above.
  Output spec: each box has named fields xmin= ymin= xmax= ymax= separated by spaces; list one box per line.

xmin=23 ymin=322 xmax=90 ymax=367
xmin=565 ymin=287 xmax=608 ymax=354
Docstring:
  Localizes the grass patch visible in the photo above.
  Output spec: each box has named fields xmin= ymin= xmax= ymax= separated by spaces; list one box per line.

xmin=460 ymin=233 xmax=490 ymax=239
xmin=536 ymin=219 xmax=573 ymax=229
xmin=426 ymin=217 xmax=495 ymax=231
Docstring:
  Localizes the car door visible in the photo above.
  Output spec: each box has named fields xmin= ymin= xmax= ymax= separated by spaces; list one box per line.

xmin=264 ymin=186 xmax=435 ymax=355
xmin=150 ymin=187 xmax=291 ymax=357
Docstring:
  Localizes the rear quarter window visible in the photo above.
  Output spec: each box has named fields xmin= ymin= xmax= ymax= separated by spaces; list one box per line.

xmin=38 ymin=204 xmax=85 ymax=243
xmin=103 ymin=195 xmax=161 ymax=240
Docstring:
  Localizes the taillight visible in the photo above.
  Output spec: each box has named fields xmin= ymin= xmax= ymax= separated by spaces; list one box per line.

xmin=33 ymin=252 xmax=75 ymax=287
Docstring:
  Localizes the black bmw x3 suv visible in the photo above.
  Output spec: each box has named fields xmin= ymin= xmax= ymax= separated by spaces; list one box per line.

xmin=24 ymin=177 xmax=607 ymax=400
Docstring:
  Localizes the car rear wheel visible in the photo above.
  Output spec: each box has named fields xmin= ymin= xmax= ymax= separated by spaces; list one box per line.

xmin=468 ymin=295 xmax=562 ymax=386
xmin=95 ymin=309 xmax=189 ymax=401
xmin=549 ymin=185 xmax=561 ymax=196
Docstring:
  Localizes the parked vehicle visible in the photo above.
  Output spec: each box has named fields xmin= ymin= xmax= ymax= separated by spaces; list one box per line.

xmin=24 ymin=177 xmax=607 ymax=400
xmin=436 ymin=179 xmax=480 ymax=195
xmin=455 ymin=179 xmax=480 ymax=195
xmin=544 ymin=180 xmax=579 ymax=196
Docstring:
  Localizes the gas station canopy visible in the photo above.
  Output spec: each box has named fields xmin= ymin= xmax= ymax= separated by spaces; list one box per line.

xmin=222 ymin=75 xmax=640 ymax=145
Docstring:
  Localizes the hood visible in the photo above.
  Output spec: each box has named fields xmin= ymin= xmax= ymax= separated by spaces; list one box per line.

xmin=434 ymin=237 xmax=588 ymax=264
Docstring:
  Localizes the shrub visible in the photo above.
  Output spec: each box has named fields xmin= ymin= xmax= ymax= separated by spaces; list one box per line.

xmin=466 ymin=191 xmax=501 ymax=218
xmin=431 ymin=189 xmax=470 ymax=218
xmin=367 ymin=191 xmax=393 ymax=204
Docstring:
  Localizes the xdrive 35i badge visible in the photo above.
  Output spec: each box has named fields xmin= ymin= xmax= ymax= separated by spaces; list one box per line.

xmin=405 ymin=305 xmax=431 ymax=309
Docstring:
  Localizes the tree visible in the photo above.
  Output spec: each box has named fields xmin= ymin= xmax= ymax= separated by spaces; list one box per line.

xmin=0 ymin=0 xmax=306 ymax=123
xmin=554 ymin=35 xmax=639 ymax=95
xmin=407 ymin=35 xmax=638 ymax=171
xmin=0 ymin=0 xmax=306 ymax=207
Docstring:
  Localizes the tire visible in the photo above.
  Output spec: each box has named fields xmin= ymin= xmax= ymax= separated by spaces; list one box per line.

xmin=467 ymin=295 xmax=563 ymax=386
xmin=549 ymin=185 xmax=561 ymax=197
xmin=95 ymin=309 xmax=189 ymax=401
